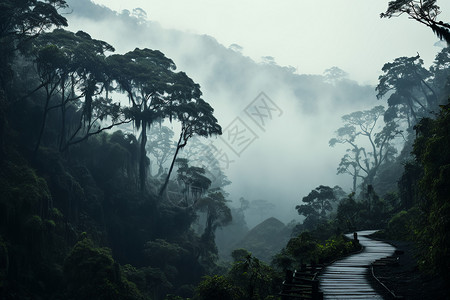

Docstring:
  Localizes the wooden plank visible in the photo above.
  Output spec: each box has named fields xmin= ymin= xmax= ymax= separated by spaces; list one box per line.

xmin=319 ymin=230 xmax=395 ymax=300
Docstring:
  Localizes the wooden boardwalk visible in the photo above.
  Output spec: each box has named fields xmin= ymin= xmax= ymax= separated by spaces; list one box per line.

xmin=318 ymin=230 xmax=396 ymax=299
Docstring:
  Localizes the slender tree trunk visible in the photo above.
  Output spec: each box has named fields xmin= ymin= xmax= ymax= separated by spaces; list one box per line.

xmin=204 ymin=208 xmax=214 ymax=240
xmin=406 ymin=111 xmax=411 ymax=129
xmin=59 ymin=82 xmax=66 ymax=151
xmin=420 ymin=79 xmax=437 ymax=109
xmin=0 ymin=100 xmax=5 ymax=160
xmin=148 ymin=159 xmax=152 ymax=177
xmin=33 ymin=91 xmax=51 ymax=160
xmin=159 ymin=131 xmax=183 ymax=196
xmin=407 ymin=98 xmax=418 ymax=124
xmin=368 ymin=135 xmax=379 ymax=167
xmin=139 ymin=119 xmax=147 ymax=193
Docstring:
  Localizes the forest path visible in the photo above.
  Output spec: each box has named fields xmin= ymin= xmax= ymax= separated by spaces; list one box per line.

xmin=318 ymin=230 xmax=395 ymax=299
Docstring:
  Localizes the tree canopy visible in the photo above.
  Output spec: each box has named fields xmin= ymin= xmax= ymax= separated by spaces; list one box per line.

xmin=330 ymin=106 xmax=401 ymax=191
xmin=296 ymin=185 xmax=344 ymax=229
xmin=381 ymin=0 xmax=450 ymax=43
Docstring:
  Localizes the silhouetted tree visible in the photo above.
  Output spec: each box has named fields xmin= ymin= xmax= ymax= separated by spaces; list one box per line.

xmin=324 ymin=66 xmax=348 ymax=84
xmin=381 ymin=0 xmax=450 ymax=44
xmin=146 ymin=125 xmax=176 ymax=177
xmin=429 ymin=46 xmax=450 ymax=102
xmin=178 ymin=137 xmax=231 ymax=190
xmin=31 ymin=29 xmax=125 ymax=155
xmin=227 ymin=252 xmax=277 ymax=300
xmin=412 ymin=103 xmax=450 ymax=282
xmin=31 ymin=40 xmax=66 ymax=156
xmin=108 ymin=49 xmax=220 ymax=194
xmin=176 ymin=158 xmax=211 ymax=205
xmin=0 ymin=5 xmax=69 ymax=155
xmin=107 ymin=48 xmax=178 ymax=192
xmin=159 ymin=86 xmax=221 ymax=196
xmin=0 ymin=0 xmax=68 ymax=90
xmin=195 ymin=191 xmax=231 ymax=266
xmin=330 ymin=106 xmax=401 ymax=191
xmin=296 ymin=185 xmax=344 ymax=229
xmin=376 ymin=54 xmax=437 ymax=128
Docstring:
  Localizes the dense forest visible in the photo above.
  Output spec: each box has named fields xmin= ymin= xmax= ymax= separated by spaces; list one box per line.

xmin=0 ymin=1 xmax=449 ymax=299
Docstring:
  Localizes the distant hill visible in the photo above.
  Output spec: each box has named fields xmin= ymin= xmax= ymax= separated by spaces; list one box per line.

xmin=225 ymin=217 xmax=291 ymax=263
xmin=65 ymin=0 xmax=376 ymax=114
xmin=65 ymin=0 xmax=379 ymax=224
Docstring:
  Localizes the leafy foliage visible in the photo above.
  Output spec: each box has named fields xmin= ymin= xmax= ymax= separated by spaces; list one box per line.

xmin=143 ymin=239 xmax=187 ymax=269
xmin=277 ymin=232 xmax=360 ymax=269
xmin=194 ymin=190 xmax=232 ymax=269
xmin=107 ymin=48 xmax=221 ymax=193
xmin=64 ymin=236 xmax=143 ymax=300
xmin=147 ymin=125 xmax=176 ymax=177
xmin=2 ymin=0 xmax=450 ymax=299
xmin=176 ymin=158 xmax=212 ymax=203
xmin=30 ymin=28 xmax=129 ymax=156
xmin=376 ymin=54 xmax=436 ymax=127
xmin=0 ymin=0 xmax=68 ymax=89
xmin=227 ymin=252 xmax=280 ymax=300
xmin=330 ymin=106 xmax=401 ymax=191
xmin=381 ymin=0 xmax=450 ymax=43
xmin=195 ymin=249 xmax=282 ymax=300
xmin=411 ymin=103 xmax=450 ymax=280
xmin=195 ymin=275 xmax=240 ymax=300
xmin=381 ymin=208 xmax=420 ymax=240
xmin=296 ymin=185 xmax=344 ymax=229
xmin=0 ymin=2 xmax=227 ymax=299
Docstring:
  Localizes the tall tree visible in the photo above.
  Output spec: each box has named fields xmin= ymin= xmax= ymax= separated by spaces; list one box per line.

xmin=0 ymin=0 xmax=68 ymax=89
xmin=430 ymin=46 xmax=450 ymax=102
xmin=179 ymin=137 xmax=232 ymax=190
xmin=146 ymin=125 xmax=176 ymax=177
xmin=31 ymin=29 xmax=125 ymax=156
xmin=107 ymin=48 xmax=178 ymax=192
xmin=159 ymin=75 xmax=222 ymax=196
xmin=195 ymin=190 xmax=232 ymax=263
xmin=176 ymin=158 xmax=212 ymax=205
xmin=32 ymin=41 xmax=66 ymax=156
xmin=296 ymin=185 xmax=344 ymax=229
xmin=330 ymin=106 xmax=401 ymax=191
xmin=109 ymin=49 xmax=221 ymax=194
xmin=376 ymin=54 xmax=437 ymax=128
xmin=0 ymin=0 xmax=68 ymax=155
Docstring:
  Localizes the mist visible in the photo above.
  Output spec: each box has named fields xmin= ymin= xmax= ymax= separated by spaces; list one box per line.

xmin=64 ymin=0 xmax=448 ymax=228
xmin=61 ymin=0 xmax=403 ymax=227
xmin=3 ymin=1 xmax=450 ymax=298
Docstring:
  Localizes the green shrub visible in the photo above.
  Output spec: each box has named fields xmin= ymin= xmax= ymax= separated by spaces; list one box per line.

xmin=283 ymin=233 xmax=360 ymax=266
xmin=383 ymin=208 xmax=420 ymax=240
xmin=195 ymin=275 xmax=240 ymax=300
xmin=64 ymin=237 xmax=143 ymax=300
xmin=318 ymin=235 xmax=357 ymax=262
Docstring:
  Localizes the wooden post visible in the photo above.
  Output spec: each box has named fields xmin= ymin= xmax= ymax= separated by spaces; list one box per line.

xmin=312 ymin=280 xmax=323 ymax=300
xmin=285 ymin=270 xmax=293 ymax=284
xmin=281 ymin=270 xmax=293 ymax=300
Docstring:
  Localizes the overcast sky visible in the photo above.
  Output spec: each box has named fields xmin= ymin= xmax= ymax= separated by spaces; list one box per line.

xmin=91 ymin=0 xmax=450 ymax=84
xmin=68 ymin=1 xmax=450 ymax=225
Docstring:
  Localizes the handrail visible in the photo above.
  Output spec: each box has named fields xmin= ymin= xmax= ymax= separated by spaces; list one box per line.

xmin=318 ymin=230 xmax=396 ymax=299
xmin=370 ymin=258 xmax=404 ymax=299
xmin=280 ymin=267 xmax=323 ymax=300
